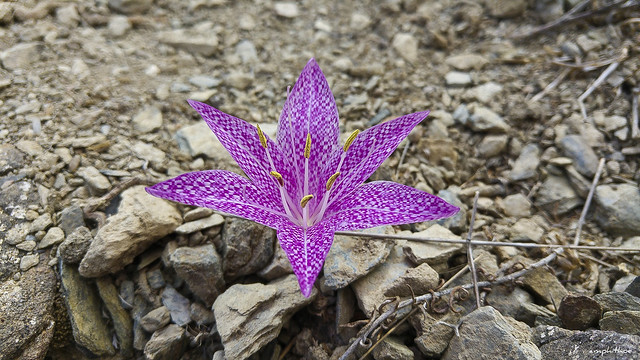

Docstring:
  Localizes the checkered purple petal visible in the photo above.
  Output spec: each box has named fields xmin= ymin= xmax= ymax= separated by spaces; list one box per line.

xmin=145 ymin=170 xmax=286 ymax=229
xmin=324 ymin=111 xmax=429 ymax=206
xmin=276 ymin=220 xmax=336 ymax=297
xmin=187 ymin=100 xmax=282 ymax=205
xmin=325 ymin=181 xmax=459 ymax=231
xmin=275 ymin=59 xmax=340 ymax=208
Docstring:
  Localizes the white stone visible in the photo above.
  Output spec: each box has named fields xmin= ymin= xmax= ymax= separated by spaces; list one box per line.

xmin=274 ymin=2 xmax=299 ymax=17
xmin=392 ymin=33 xmax=418 ymax=63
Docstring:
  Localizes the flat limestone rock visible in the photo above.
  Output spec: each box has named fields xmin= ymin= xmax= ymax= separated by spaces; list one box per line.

xmin=79 ymin=186 xmax=181 ymax=277
xmin=351 ymin=244 xmax=412 ymax=315
xmin=213 ymin=274 xmax=316 ymax=360
xmin=0 ymin=262 xmax=57 ymax=359
xmin=323 ymin=226 xmax=393 ymax=290
xmin=60 ymin=262 xmax=115 ymax=357
xmin=402 ymin=224 xmax=464 ymax=267
xmin=442 ymin=307 xmax=541 ymax=360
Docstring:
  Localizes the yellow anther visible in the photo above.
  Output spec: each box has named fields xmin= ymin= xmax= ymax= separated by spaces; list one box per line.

xmin=270 ymin=171 xmax=284 ymax=186
xmin=300 ymin=194 xmax=314 ymax=208
xmin=325 ymin=172 xmax=340 ymax=191
xmin=343 ymin=129 xmax=360 ymax=152
xmin=256 ymin=125 xmax=267 ymax=149
xmin=304 ymin=133 xmax=311 ymax=159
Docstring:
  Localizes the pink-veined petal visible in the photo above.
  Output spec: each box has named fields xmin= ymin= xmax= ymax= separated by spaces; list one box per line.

xmin=146 ymin=170 xmax=287 ymax=229
xmin=187 ymin=100 xmax=284 ymax=205
xmin=325 ymin=181 xmax=459 ymax=231
xmin=276 ymin=220 xmax=335 ymax=297
xmin=275 ymin=59 xmax=340 ymax=208
xmin=323 ymin=111 xmax=429 ymax=208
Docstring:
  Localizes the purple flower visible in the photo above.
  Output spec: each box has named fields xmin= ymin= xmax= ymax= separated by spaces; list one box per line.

xmin=146 ymin=59 xmax=459 ymax=297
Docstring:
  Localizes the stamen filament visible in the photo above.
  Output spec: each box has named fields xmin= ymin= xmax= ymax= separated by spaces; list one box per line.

xmin=301 ymin=194 xmax=314 ymax=229
xmin=262 ymin=136 xmax=300 ymax=221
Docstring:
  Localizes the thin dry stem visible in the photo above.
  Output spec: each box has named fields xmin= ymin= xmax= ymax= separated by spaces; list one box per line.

xmin=578 ymin=62 xmax=620 ymax=122
xmin=513 ymin=0 xmax=639 ymax=38
xmin=395 ymin=139 xmax=411 ymax=178
xmin=573 ymin=158 xmax=606 ymax=246
xmin=529 ymin=68 xmax=571 ymax=103
xmin=338 ymin=249 xmax=562 ymax=360
xmin=466 ymin=191 xmax=481 ymax=309
xmin=336 ymin=231 xmax=640 ymax=252
xmin=632 ymin=87 xmax=639 ymax=139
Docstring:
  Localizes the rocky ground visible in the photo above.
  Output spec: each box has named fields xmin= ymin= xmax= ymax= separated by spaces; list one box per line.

xmin=1 ymin=0 xmax=640 ymax=359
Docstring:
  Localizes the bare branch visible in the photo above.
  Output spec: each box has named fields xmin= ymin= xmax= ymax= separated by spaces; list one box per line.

xmin=466 ymin=191 xmax=481 ymax=309
xmin=573 ymin=158 xmax=606 ymax=246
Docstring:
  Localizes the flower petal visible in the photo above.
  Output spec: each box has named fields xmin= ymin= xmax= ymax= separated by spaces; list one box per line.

xmin=276 ymin=59 xmax=340 ymax=206
xmin=187 ymin=100 xmax=283 ymax=205
xmin=324 ymin=111 xmax=429 ymax=206
xmin=276 ymin=220 xmax=335 ymax=297
xmin=146 ymin=170 xmax=287 ymax=228
xmin=325 ymin=181 xmax=459 ymax=231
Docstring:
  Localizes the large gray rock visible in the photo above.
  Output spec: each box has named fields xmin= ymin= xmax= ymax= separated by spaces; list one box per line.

xmin=508 ymin=144 xmax=540 ymax=181
xmin=213 ymin=274 xmax=316 ymax=360
xmin=0 ymin=144 xmax=25 ymax=175
xmin=600 ymin=310 xmax=640 ymax=336
xmin=558 ymin=135 xmax=599 ymax=177
xmin=323 ymin=227 xmax=392 ymax=290
xmin=221 ymin=217 xmax=274 ymax=280
xmin=352 ymin=244 xmax=412 ymax=315
xmin=143 ymin=324 xmax=188 ymax=360
xmin=170 ymin=244 xmax=225 ymax=307
xmin=372 ymin=336 xmax=414 ymax=360
xmin=594 ymin=184 xmax=640 ymax=237
xmin=79 ymin=186 xmax=181 ymax=277
xmin=402 ymin=224 xmax=464 ymax=270
xmin=158 ymin=29 xmax=219 ymax=57
xmin=442 ymin=306 xmax=541 ymax=359
xmin=535 ymin=326 xmax=640 ymax=360
xmin=77 ymin=166 xmax=111 ymax=195
xmin=60 ymin=262 xmax=115 ymax=357
xmin=96 ymin=277 xmax=134 ymax=357
xmin=520 ymin=262 xmax=568 ymax=304
xmin=535 ymin=175 xmax=582 ymax=215
xmin=0 ymin=263 xmax=56 ymax=359
xmin=411 ymin=312 xmax=462 ymax=357
xmin=161 ymin=286 xmax=191 ymax=327
xmin=133 ymin=105 xmax=163 ymax=133
xmin=0 ymin=42 xmax=44 ymax=71
xmin=175 ymin=121 xmax=230 ymax=160
xmin=469 ymin=106 xmax=509 ymax=133
xmin=594 ymin=291 xmax=640 ymax=312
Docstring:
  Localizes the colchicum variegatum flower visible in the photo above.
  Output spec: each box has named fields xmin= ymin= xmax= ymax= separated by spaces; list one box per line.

xmin=146 ymin=59 xmax=459 ymax=297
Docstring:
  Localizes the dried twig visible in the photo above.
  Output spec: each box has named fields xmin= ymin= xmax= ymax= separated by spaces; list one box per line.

xmin=529 ymin=68 xmax=571 ymax=103
xmin=466 ymin=192 xmax=481 ymax=309
xmin=336 ymin=231 xmax=640 ymax=252
xmin=83 ymin=176 xmax=154 ymax=227
xmin=513 ymin=0 xmax=640 ymax=39
xmin=632 ymin=87 xmax=640 ymax=139
xmin=550 ymin=47 xmax=628 ymax=71
xmin=573 ymin=158 xmax=606 ymax=246
xmin=578 ymin=61 xmax=621 ymax=122
xmin=396 ymin=139 xmax=411 ymax=178
xmin=338 ymin=249 xmax=562 ymax=360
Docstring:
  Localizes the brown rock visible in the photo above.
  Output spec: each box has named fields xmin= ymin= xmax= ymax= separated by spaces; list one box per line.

xmin=557 ymin=294 xmax=602 ymax=330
